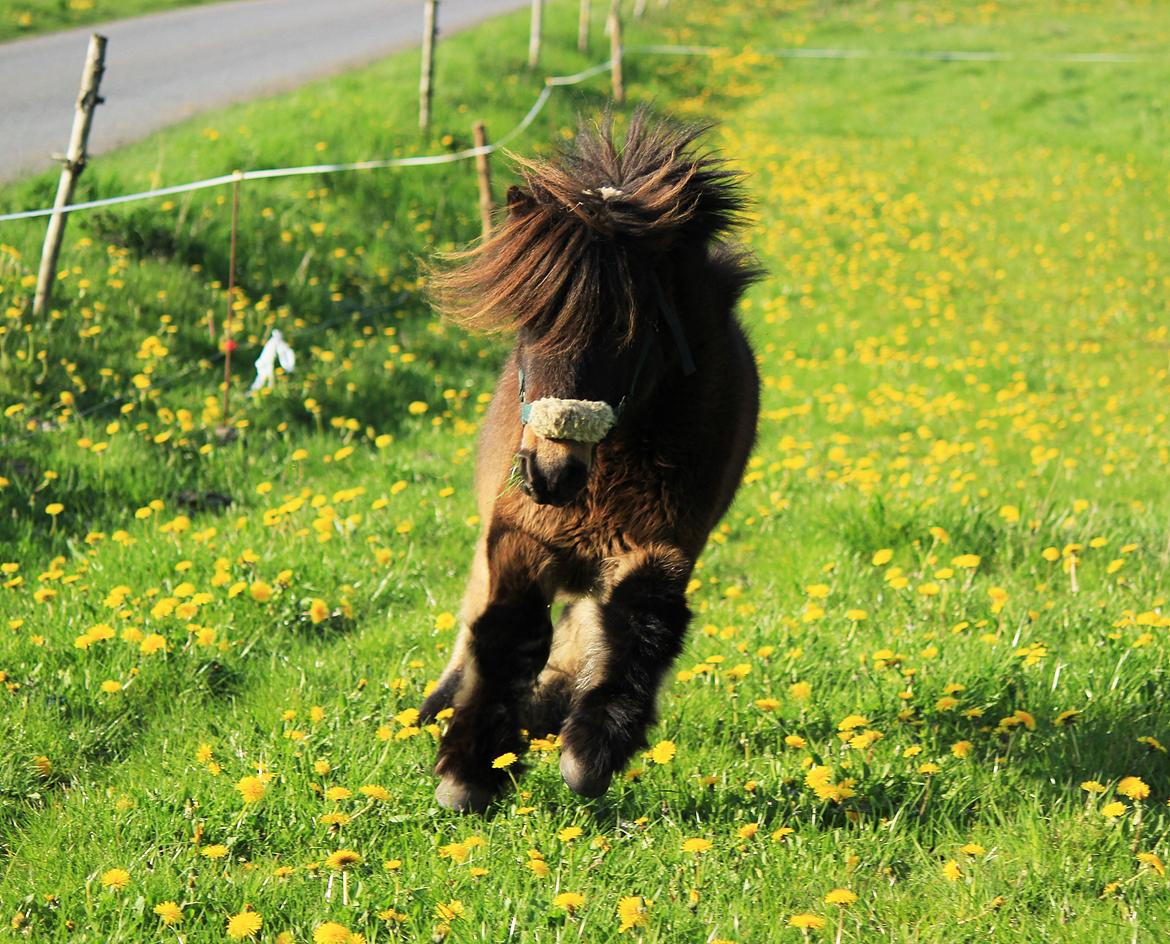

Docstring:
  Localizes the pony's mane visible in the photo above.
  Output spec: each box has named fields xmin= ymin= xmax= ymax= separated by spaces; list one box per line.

xmin=428 ymin=109 xmax=749 ymax=355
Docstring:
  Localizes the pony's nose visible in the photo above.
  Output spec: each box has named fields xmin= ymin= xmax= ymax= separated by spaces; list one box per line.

xmin=518 ymin=450 xmax=588 ymax=506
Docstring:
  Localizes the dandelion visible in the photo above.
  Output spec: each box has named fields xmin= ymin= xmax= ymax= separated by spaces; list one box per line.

xmin=153 ymin=901 xmax=183 ymax=925
xmin=358 ymin=784 xmax=389 ymax=801
xmin=682 ymin=837 xmax=712 ymax=854
xmin=650 ymin=739 xmax=676 ymax=764
xmin=788 ymin=914 xmax=826 ymax=929
xmin=1137 ymin=852 xmax=1165 ymax=876
xmin=1117 ymin=777 xmax=1150 ymax=800
xmin=249 ymin=581 xmax=273 ymax=602
xmin=100 ymin=868 xmax=130 ymax=890
xmin=313 ymin=921 xmax=352 ymax=944
xmin=309 ymin=598 xmax=329 ymax=623
xmin=617 ymin=895 xmax=652 ymax=932
xmin=943 ymin=860 xmax=963 ymax=881
xmin=1101 ymin=801 xmax=1127 ymax=818
xmin=226 ymin=910 xmax=262 ymax=939
xmin=325 ymin=849 xmax=362 ymax=869
xmin=201 ymin=844 xmax=229 ymax=859
xmin=553 ymin=892 xmax=585 ymax=912
xmin=236 ymin=775 xmax=265 ymax=803
xmin=558 ymin=826 xmax=583 ymax=843
xmin=492 ymin=752 xmax=518 ymax=769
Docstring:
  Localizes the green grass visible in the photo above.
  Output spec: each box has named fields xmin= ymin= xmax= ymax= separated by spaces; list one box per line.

xmin=0 ymin=0 xmax=226 ymax=42
xmin=2 ymin=0 xmax=1170 ymax=940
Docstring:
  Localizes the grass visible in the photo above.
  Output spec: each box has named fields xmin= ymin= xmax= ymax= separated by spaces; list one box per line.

xmin=2 ymin=0 xmax=1170 ymax=940
xmin=0 ymin=0 xmax=225 ymax=42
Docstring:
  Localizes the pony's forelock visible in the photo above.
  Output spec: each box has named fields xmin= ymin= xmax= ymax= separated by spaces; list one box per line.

xmin=428 ymin=108 xmax=750 ymax=355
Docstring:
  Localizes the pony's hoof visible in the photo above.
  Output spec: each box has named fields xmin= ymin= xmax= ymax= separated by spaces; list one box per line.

xmin=435 ymin=777 xmax=494 ymax=813
xmin=560 ymin=749 xmax=612 ymax=798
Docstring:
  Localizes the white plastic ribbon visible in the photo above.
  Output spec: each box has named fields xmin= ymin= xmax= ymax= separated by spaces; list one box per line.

xmin=250 ymin=329 xmax=295 ymax=392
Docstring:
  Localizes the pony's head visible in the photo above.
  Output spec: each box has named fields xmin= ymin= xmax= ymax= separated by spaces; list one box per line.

xmin=430 ymin=109 xmax=747 ymax=506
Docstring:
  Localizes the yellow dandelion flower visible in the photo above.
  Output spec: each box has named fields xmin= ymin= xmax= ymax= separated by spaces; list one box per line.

xmin=617 ymin=895 xmax=651 ymax=932
xmin=682 ymin=837 xmax=712 ymax=854
xmin=249 ymin=581 xmax=273 ymax=602
xmin=553 ymin=892 xmax=585 ymax=912
xmin=1137 ymin=852 xmax=1165 ymax=876
xmin=236 ymin=775 xmax=265 ymax=803
xmin=1117 ymin=776 xmax=1150 ymax=800
xmin=325 ymin=849 xmax=362 ymax=869
xmin=313 ymin=921 xmax=352 ymax=944
xmin=153 ymin=901 xmax=183 ymax=925
xmin=201 ymin=844 xmax=229 ymax=859
xmin=943 ymin=860 xmax=962 ymax=881
xmin=824 ymin=888 xmax=857 ymax=905
xmin=325 ymin=786 xmax=353 ymax=801
xmin=649 ymin=740 xmax=676 ymax=764
xmin=226 ymin=910 xmax=262 ymax=939
xmin=1101 ymin=801 xmax=1127 ymax=818
xmin=788 ymin=914 xmax=825 ymax=929
xmin=100 ymin=868 xmax=130 ymax=890
xmin=558 ymin=826 xmax=583 ymax=843
xmin=492 ymin=752 xmax=518 ymax=769
xmin=358 ymin=785 xmax=390 ymax=801
xmin=309 ymin=599 xmax=329 ymax=623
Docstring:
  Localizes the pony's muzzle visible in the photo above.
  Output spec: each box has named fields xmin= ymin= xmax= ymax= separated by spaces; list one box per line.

xmin=517 ymin=447 xmax=590 ymax=506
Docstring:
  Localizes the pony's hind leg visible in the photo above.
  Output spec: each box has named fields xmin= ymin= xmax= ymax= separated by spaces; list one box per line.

xmin=431 ymin=525 xmax=554 ymax=812
xmin=558 ymin=547 xmax=692 ymax=798
xmin=526 ymin=599 xmax=607 ymax=738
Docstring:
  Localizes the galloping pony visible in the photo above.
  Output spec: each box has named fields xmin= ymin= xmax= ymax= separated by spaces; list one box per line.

xmin=420 ymin=111 xmax=761 ymax=811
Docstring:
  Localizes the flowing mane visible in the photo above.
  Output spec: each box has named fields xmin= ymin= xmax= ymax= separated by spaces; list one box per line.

xmin=429 ymin=109 xmax=751 ymax=355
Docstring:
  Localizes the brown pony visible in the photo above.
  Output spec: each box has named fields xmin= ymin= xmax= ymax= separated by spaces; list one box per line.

xmin=420 ymin=110 xmax=761 ymax=811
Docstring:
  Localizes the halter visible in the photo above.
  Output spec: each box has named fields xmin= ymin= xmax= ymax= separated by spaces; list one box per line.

xmin=518 ymin=277 xmax=696 ymax=440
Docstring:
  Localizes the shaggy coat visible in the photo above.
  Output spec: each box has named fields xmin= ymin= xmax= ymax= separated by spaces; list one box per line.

xmin=420 ymin=111 xmax=761 ymax=811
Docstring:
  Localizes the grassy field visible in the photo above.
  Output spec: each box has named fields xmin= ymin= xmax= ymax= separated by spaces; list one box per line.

xmin=0 ymin=0 xmax=223 ymax=42
xmin=3 ymin=0 xmax=1170 ymax=940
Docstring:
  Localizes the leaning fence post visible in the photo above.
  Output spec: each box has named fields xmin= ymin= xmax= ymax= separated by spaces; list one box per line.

xmin=419 ymin=0 xmax=438 ymax=131
xmin=528 ymin=0 xmax=543 ymax=69
xmin=33 ymin=33 xmax=107 ymax=317
xmin=609 ymin=2 xmax=624 ymax=103
xmin=473 ymin=122 xmax=493 ymax=240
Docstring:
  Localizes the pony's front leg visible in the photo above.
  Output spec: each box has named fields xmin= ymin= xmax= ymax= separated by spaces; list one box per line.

xmin=432 ymin=527 xmax=554 ymax=812
xmin=558 ymin=547 xmax=692 ymax=798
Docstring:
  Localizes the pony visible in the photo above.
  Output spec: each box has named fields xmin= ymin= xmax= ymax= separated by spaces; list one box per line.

xmin=420 ymin=110 xmax=761 ymax=812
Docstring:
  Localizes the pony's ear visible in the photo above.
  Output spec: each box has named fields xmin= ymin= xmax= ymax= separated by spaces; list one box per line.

xmin=507 ymin=185 xmax=534 ymax=218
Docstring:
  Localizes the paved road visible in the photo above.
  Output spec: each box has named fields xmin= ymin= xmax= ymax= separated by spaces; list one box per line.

xmin=0 ymin=0 xmax=529 ymax=182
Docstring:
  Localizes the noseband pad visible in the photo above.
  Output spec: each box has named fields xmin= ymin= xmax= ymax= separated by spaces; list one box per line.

xmin=524 ymin=397 xmax=615 ymax=443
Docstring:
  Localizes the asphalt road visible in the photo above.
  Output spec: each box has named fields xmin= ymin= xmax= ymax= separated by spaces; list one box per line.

xmin=0 ymin=0 xmax=530 ymax=182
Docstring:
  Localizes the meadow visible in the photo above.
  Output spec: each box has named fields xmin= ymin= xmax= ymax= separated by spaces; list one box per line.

xmin=2 ymin=0 xmax=220 ymax=42
xmin=2 ymin=0 xmax=1170 ymax=940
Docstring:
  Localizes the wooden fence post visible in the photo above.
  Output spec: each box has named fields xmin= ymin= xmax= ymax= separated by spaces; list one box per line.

xmin=473 ymin=122 xmax=493 ymax=240
xmin=33 ymin=33 xmax=107 ymax=317
xmin=578 ymin=0 xmax=590 ymax=52
xmin=634 ymin=0 xmax=647 ymax=18
xmin=528 ymin=0 xmax=543 ymax=69
xmin=609 ymin=2 xmax=624 ymax=103
xmin=419 ymin=0 xmax=438 ymax=131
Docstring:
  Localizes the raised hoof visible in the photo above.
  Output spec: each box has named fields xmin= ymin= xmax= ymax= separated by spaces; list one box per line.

xmin=560 ymin=749 xmax=613 ymax=799
xmin=435 ymin=777 xmax=494 ymax=814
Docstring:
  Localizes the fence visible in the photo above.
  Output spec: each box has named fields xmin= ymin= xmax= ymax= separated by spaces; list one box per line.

xmin=0 ymin=12 xmax=1159 ymax=444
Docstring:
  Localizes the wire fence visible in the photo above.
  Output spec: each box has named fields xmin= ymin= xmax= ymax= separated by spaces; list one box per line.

xmin=1 ymin=35 xmax=1160 ymax=445
xmin=0 ymin=42 xmax=1158 ymax=226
